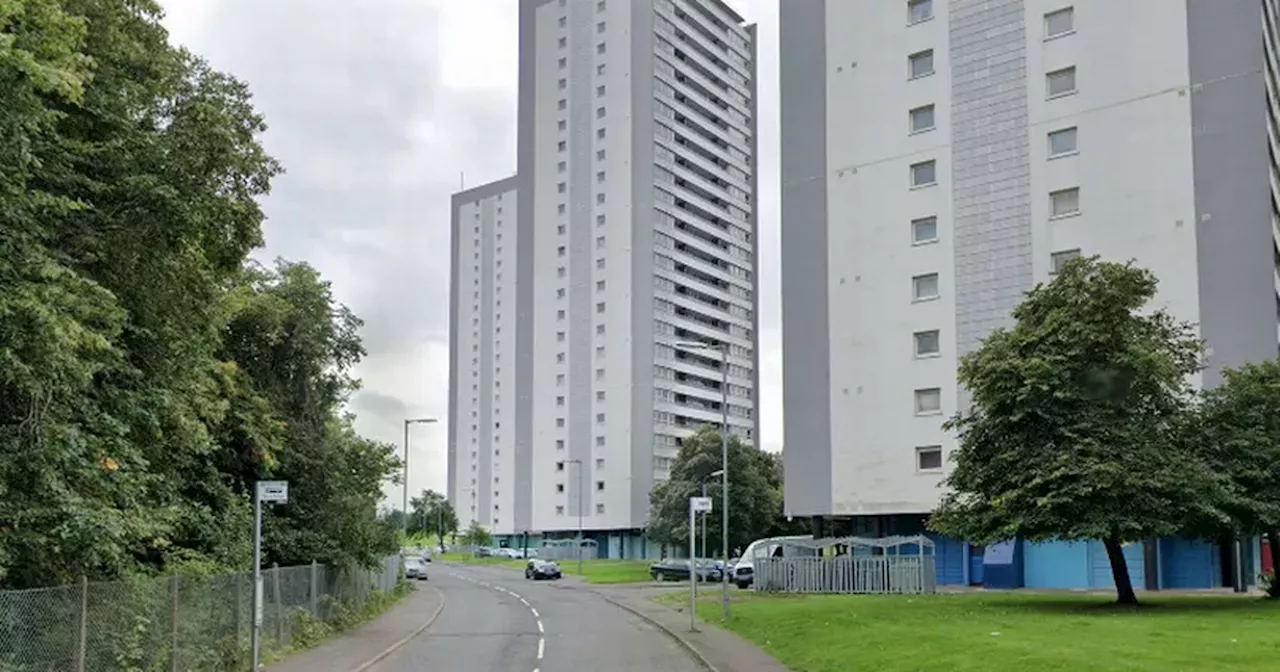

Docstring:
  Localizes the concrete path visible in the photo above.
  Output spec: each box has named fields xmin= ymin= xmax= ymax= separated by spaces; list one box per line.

xmin=266 ymin=580 xmax=444 ymax=672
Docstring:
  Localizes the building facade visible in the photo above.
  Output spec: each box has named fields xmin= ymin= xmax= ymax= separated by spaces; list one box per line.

xmin=449 ymin=0 xmax=760 ymax=557
xmin=781 ymin=0 xmax=1280 ymax=588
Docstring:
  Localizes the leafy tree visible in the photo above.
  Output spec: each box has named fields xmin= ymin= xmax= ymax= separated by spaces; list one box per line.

xmin=646 ymin=426 xmax=781 ymax=557
xmin=929 ymin=257 xmax=1227 ymax=604
xmin=1194 ymin=360 xmax=1280 ymax=595
xmin=460 ymin=521 xmax=492 ymax=548
xmin=410 ymin=490 xmax=459 ymax=549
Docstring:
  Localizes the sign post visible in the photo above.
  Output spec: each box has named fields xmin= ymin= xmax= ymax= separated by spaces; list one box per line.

xmin=252 ymin=481 xmax=288 ymax=671
xmin=688 ymin=496 xmax=713 ymax=632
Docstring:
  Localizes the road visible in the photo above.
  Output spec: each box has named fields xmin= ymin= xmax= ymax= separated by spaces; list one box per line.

xmin=368 ymin=564 xmax=705 ymax=672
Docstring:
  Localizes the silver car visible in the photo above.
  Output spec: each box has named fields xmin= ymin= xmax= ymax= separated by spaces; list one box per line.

xmin=404 ymin=555 xmax=428 ymax=580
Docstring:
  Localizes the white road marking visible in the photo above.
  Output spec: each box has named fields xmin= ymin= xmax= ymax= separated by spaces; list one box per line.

xmin=528 ymin=606 xmax=538 ymax=616
xmin=537 ymin=638 xmax=545 ymax=659
xmin=537 ymin=620 xmax=544 ymax=634
xmin=454 ymin=568 xmax=546 ymax=670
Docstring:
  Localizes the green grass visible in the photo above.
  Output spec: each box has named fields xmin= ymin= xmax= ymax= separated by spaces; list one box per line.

xmin=438 ymin=553 xmax=653 ymax=584
xmin=660 ymin=592 xmax=1280 ymax=671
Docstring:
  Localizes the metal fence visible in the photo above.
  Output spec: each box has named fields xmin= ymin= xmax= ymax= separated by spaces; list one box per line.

xmin=537 ymin=539 xmax=598 ymax=562
xmin=0 ymin=555 xmax=401 ymax=672
xmin=753 ymin=535 xmax=938 ymax=595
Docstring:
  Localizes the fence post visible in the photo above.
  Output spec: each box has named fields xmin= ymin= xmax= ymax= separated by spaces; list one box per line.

xmin=171 ymin=575 xmax=180 ymax=672
xmin=273 ymin=564 xmax=283 ymax=644
xmin=310 ymin=560 xmax=318 ymax=617
xmin=76 ymin=576 xmax=88 ymax=672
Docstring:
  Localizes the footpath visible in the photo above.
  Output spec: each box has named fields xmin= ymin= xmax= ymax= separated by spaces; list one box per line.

xmin=266 ymin=582 xmax=444 ymax=672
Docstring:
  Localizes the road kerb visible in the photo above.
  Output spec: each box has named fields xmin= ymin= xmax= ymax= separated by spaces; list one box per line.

xmin=597 ymin=593 xmax=718 ymax=672
xmin=350 ymin=583 xmax=447 ymax=672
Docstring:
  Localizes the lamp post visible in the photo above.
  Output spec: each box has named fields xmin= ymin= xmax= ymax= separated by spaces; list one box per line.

xmin=674 ymin=340 xmax=731 ymax=621
xmin=402 ymin=418 xmax=438 ymax=540
xmin=565 ymin=458 xmax=585 ymax=576
xmin=702 ymin=469 xmax=724 ymax=559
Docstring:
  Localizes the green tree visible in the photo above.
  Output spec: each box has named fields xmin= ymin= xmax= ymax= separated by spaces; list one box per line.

xmin=410 ymin=490 xmax=459 ymax=548
xmin=1194 ymin=359 xmax=1280 ymax=595
xmin=646 ymin=426 xmax=780 ymax=557
xmin=929 ymin=257 xmax=1227 ymax=604
xmin=460 ymin=521 xmax=492 ymax=548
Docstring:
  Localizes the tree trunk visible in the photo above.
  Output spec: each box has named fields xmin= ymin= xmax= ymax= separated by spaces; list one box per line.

xmin=1103 ymin=535 xmax=1139 ymax=605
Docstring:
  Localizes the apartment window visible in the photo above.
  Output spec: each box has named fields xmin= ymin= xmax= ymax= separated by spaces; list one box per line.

xmin=908 ymin=49 xmax=934 ymax=79
xmin=557 ymin=224 xmax=566 ymax=235
xmin=596 ymin=324 xmax=605 ymax=335
xmin=910 ymin=160 xmax=937 ymax=188
xmin=595 ymin=368 xmax=605 ymax=380
xmin=596 ymin=171 xmax=606 ymax=184
xmin=597 ymin=21 xmax=606 ymax=33
xmin=558 ymin=161 xmax=566 ymax=173
xmin=1050 ymin=249 xmax=1082 ymax=275
xmin=597 ymin=149 xmax=606 ymax=161
xmin=596 ymin=391 xmax=606 ymax=401
xmin=596 ymin=503 xmax=605 ymax=514
xmin=914 ymin=330 xmax=941 ymax=357
xmin=557 ymin=267 xmax=566 ymax=278
xmin=558 ymin=16 xmax=567 ymax=28
xmin=596 ymin=214 xmax=606 ymax=226
xmin=556 ymin=417 xmax=565 ymax=428
xmin=556 ymin=352 xmax=565 ymax=363
xmin=596 ymin=85 xmax=606 ymax=97
xmin=556 ymin=373 xmax=565 ymax=385
xmin=558 ymin=204 xmax=566 ymax=214
xmin=596 ymin=413 xmax=605 ymax=424
xmin=557 ymin=245 xmax=566 ymax=257
xmin=914 ymin=388 xmax=942 ymax=415
xmin=557 ymin=331 xmax=565 ymax=342
xmin=1045 ymin=7 xmax=1075 ymax=38
xmin=556 ymin=461 xmax=565 ymax=472
xmin=597 ymin=106 xmax=606 ymax=119
xmin=596 ymin=435 xmax=605 ymax=446
xmin=909 ymin=104 xmax=935 ymax=134
xmin=596 ymin=128 xmax=606 ymax=139
xmin=1046 ymin=66 xmax=1077 ymax=98
xmin=913 ymin=273 xmax=940 ymax=301
xmin=596 ymin=481 xmax=605 ymax=491
xmin=596 ymin=236 xmax=605 ymax=249
xmin=556 ymin=505 xmax=565 ymax=516
xmin=596 ymin=258 xmax=605 ymax=269
xmin=596 ymin=193 xmax=606 ymax=204
xmin=916 ymin=446 xmax=944 ymax=471
xmin=908 ymin=0 xmax=933 ymax=24
xmin=911 ymin=216 xmax=938 ymax=244
xmin=1050 ymin=187 xmax=1081 ymax=217
xmin=558 ymin=140 xmax=567 ymax=152
xmin=596 ymin=457 xmax=605 ymax=469
xmin=558 ymin=57 xmax=567 ymax=69
xmin=596 ymin=280 xmax=606 ymax=291
xmin=558 ymin=77 xmax=566 ymax=90
xmin=597 ymin=63 xmax=606 ymax=76
xmin=556 ymin=439 xmax=565 ymax=450
xmin=597 ymin=42 xmax=606 ymax=54
xmin=556 ymin=396 xmax=565 ymax=408
xmin=556 ymin=483 xmax=565 ymax=493
xmin=558 ymin=36 xmax=567 ymax=48
xmin=1048 ymin=127 xmax=1078 ymax=157
xmin=595 ymin=345 xmax=605 ymax=359
xmin=559 ymin=120 xmax=567 ymax=132
xmin=596 ymin=302 xmax=605 ymax=313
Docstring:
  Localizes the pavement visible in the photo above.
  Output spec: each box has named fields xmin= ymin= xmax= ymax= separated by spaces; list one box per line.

xmin=270 ymin=562 xmax=788 ymax=672
xmin=267 ymin=578 xmax=444 ymax=672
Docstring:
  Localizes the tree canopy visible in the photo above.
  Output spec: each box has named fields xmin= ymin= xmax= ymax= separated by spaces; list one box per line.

xmin=929 ymin=256 xmax=1229 ymax=604
xmin=646 ymin=426 xmax=796 ymax=557
xmin=0 ymin=0 xmax=400 ymax=588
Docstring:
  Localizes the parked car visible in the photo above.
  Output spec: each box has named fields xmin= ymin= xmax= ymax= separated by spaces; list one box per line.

xmin=732 ymin=535 xmax=814 ymax=589
xmin=404 ymin=555 xmax=428 ymax=581
xmin=525 ymin=558 xmax=562 ymax=580
xmin=649 ymin=559 xmax=723 ymax=583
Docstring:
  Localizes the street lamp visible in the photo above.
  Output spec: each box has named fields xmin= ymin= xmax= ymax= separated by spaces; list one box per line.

xmin=701 ymin=469 xmax=724 ymax=559
xmin=565 ymin=458 xmax=585 ymax=576
xmin=402 ymin=418 xmax=438 ymax=539
xmin=674 ymin=340 xmax=731 ymax=621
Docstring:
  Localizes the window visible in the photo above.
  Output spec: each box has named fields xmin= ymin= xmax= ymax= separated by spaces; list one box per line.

xmin=596 ymin=481 xmax=605 ymax=491
xmin=913 ymin=273 xmax=940 ymax=301
xmin=1045 ymin=7 xmax=1075 ymax=38
xmin=597 ymin=149 xmax=606 ymax=160
xmin=914 ymin=388 xmax=942 ymax=414
xmin=556 ymin=439 xmax=565 ymax=450
xmin=596 ymin=302 xmax=606 ymax=313
xmin=917 ymin=446 xmax=944 ymax=471
xmin=596 ymin=280 xmax=606 ymax=291
xmin=556 ymin=461 xmax=565 ymax=472
xmin=556 ymin=483 xmax=565 ymax=493
xmin=558 ymin=77 xmax=566 ymax=89
xmin=596 ymin=214 xmax=606 ymax=226
xmin=558 ymin=203 xmax=566 ymax=214
xmin=556 ymin=395 xmax=565 ymax=407
xmin=597 ymin=128 xmax=606 ymax=139
xmin=556 ymin=505 xmax=565 ymax=516
xmin=596 ymin=193 xmax=606 ymax=204
xmin=596 ymin=391 xmax=605 ymax=401
xmin=911 ymin=216 xmax=938 ymax=244
xmin=1050 ymin=187 xmax=1080 ymax=217
xmin=558 ymin=140 xmax=567 ymax=152
xmin=1050 ymin=249 xmax=1082 ymax=275
xmin=557 ymin=245 xmax=566 ymax=257
xmin=557 ymin=331 xmax=565 ymax=342
xmin=558 ymin=57 xmax=567 ymax=69
xmin=1048 ymin=127 xmax=1078 ymax=157
xmin=909 ymin=49 xmax=934 ymax=79
xmin=909 ymin=104 xmax=935 ymax=133
xmin=596 ymin=413 xmax=605 ymax=424
xmin=596 ymin=236 xmax=605 ymax=249
xmin=558 ymin=120 xmax=567 ymax=131
xmin=597 ymin=106 xmax=606 ymax=119
xmin=596 ymin=458 xmax=605 ymax=469
xmin=558 ymin=36 xmax=567 ymax=48
xmin=597 ymin=42 xmax=606 ymax=54
xmin=597 ymin=64 xmax=606 ymax=75
xmin=597 ymin=21 xmax=606 ymax=33
xmin=596 ymin=503 xmax=605 ymax=514
xmin=908 ymin=0 xmax=933 ymax=24
xmin=558 ymin=161 xmax=566 ymax=173
xmin=914 ymin=330 xmax=941 ymax=357
xmin=596 ymin=85 xmax=606 ymax=97
xmin=910 ymin=160 xmax=937 ymax=188
xmin=595 ymin=435 xmax=605 ymax=446
xmin=557 ymin=224 xmax=566 ymax=235
xmin=556 ymin=417 xmax=565 ymax=428
xmin=596 ymin=171 xmax=606 ymax=183
xmin=598 ymin=0 xmax=606 ymax=11
xmin=1046 ymin=66 xmax=1077 ymax=98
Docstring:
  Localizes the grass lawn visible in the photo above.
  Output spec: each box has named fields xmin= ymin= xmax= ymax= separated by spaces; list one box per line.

xmin=438 ymin=553 xmax=653 ymax=584
xmin=662 ymin=592 xmax=1280 ymax=671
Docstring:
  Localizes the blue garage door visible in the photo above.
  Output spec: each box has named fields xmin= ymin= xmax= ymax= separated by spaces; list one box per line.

xmin=928 ymin=534 xmax=966 ymax=586
xmin=1087 ymin=540 xmax=1144 ymax=589
xmin=969 ymin=545 xmax=986 ymax=585
xmin=1160 ymin=538 xmax=1219 ymax=589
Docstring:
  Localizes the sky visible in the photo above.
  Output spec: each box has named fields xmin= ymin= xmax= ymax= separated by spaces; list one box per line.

xmin=159 ymin=0 xmax=783 ymax=505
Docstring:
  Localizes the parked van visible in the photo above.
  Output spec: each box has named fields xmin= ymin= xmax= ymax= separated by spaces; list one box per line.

xmin=731 ymin=535 xmax=815 ymax=589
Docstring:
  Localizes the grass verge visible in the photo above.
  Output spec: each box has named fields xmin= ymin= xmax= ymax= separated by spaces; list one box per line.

xmin=659 ymin=591 xmax=1280 ymax=671
xmin=262 ymin=581 xmax=416 ymax=666
xmin=439 ymin=553 xmax=654 ymax=584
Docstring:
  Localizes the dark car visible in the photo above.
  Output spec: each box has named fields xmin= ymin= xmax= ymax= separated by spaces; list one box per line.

xmin=649 ymin=559 xmax=723 ymax=583
xmin=525 ymin=558 xmax=562 ymax=580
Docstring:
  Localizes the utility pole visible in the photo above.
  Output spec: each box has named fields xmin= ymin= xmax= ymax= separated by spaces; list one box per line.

xmin=401 ymin=418 xmax=438 ymax=540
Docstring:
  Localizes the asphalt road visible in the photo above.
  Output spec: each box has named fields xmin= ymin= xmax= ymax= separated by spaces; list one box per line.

xmin=368 ymin=564 xmax=704 ymax=672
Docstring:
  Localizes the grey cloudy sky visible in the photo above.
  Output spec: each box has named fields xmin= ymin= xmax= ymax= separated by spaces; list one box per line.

xmin=160 ymin=0 xmax=783 ymax=504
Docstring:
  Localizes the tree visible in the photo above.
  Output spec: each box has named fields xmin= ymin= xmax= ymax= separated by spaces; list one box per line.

xmin=1194 ymin=359 xmax=1280 ymax=595
xmin=410 ymin=490 xmax=458 ymax=548
xmin=929 ymin=257 xmax=1228 ymax=604
xmin=460 ymin=521 xmax=492 ymax=549
xmin=646 ymin=426 xmax=781 ymax=557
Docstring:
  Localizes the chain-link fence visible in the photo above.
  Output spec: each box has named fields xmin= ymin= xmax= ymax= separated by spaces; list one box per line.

xmin=0 ymin=555 xmax=402 ymax=672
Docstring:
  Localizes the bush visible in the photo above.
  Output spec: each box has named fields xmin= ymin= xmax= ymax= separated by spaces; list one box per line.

xmin=1260 ymin=570 xmax=1280 ymax=598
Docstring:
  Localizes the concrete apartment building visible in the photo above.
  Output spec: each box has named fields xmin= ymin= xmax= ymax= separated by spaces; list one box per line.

xmin=781 ymin=0 xmax=1280 ymax=589
xmin=449 ymin=0 xmax=760 ymax=558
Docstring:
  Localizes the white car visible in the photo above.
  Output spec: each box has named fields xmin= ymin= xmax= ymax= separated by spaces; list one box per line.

xmin=404 ymin=555 xmax=428 ymax=581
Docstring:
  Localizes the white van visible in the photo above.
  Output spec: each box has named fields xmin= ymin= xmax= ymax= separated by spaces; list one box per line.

xmin=731 ymin=535 xmax=814 ymax=589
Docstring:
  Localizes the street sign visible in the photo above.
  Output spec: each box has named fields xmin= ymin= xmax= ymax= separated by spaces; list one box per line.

xmin=257 ymin=480 xmax=289 ymax=504
xmin=690 ymin=496 xmax=713 ymax=513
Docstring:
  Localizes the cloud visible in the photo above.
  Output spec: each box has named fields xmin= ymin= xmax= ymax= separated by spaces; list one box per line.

xmin=159 ymin=0 xmax=784 ymax=506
